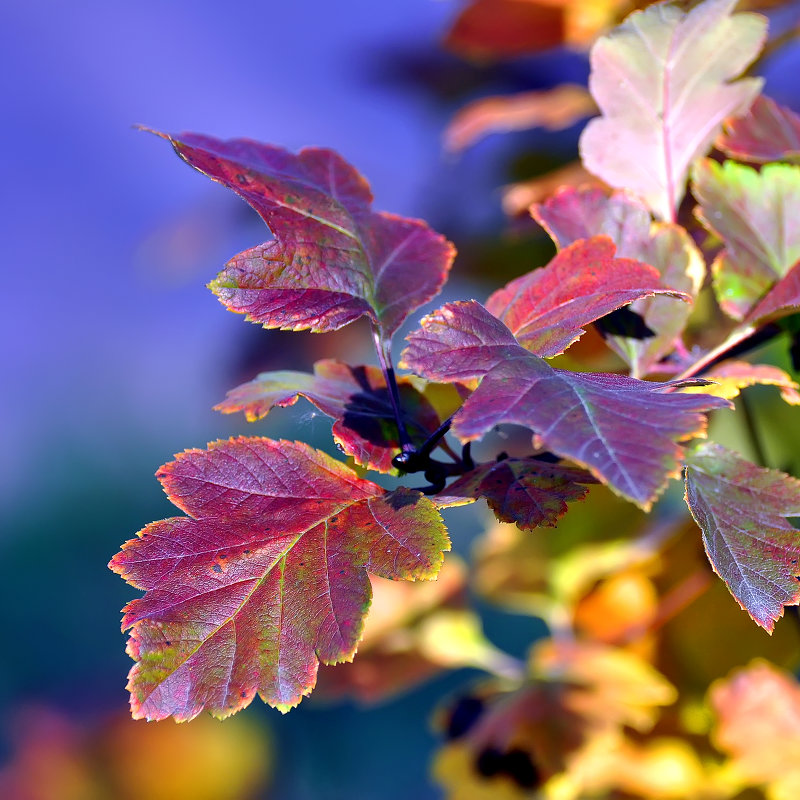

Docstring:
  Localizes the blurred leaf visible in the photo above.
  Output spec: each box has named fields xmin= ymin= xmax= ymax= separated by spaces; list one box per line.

xmin=444 ymin=84 xmax=596 ymax=152
xmin=580 ymin=0 xmax=765 ymax=221
xmin=502 ymin=162 xmax=602 ymax=216
xmin=146 ymin=130 xmax=455 ymax=336
xmin=710 ymin=660 xmax=800 ymax=800
xmin=216 ymin=359 xmax=442 ymax=473
xmin=746 ymin=259 xmax=800 ymax=327
xmin=681 ymin=360 xmax=800 ymax=405
xmin=110 ymin=438 xmax=448 ymax=719
xmin=693 ymin=160 xmax=800 ymax=320
xmin=717 ymin=94 xmax=800 ymax=164
xmin=684 ymin=441 xmax=800 ymax=632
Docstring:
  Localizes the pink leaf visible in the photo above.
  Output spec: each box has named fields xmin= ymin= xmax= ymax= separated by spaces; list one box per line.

xmin=579 ymin=0 xmax=765 ymax=221
xmin=717 ymin=95 xmax=800 ymax=164
xmin=685 ymin=442 xmax=800 ymax=632
xmin=745 ymin=260 xmax=800 ymax=327
xmin=484 ymin=236 xmax=687 ymax=358
xmin=145 ymin=130 xmax=455 ymax=336
xmin=109 ymin=437 xmax=448 ymax=720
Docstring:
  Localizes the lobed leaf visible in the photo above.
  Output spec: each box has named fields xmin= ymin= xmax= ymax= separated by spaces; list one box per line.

xmin=745 ymin=259 xmax=800 ymax=327
xmin=681 ymin=360 xmax=800 ymax=406
xmin=404 ymin=302 xmax=728 ymax=507
xmin=684 ymin=441 xmax=800 ymax=632
xmin=693 ymin=160 xmax=800 ymax=320
xmin=109 ymin=437 xmax=448 ymax=720
xmin=579 ymin=0 xmax=765 ymax=221
xmin=485 ymin=235 xmax=688 ymax=359
xmin=439 ymin=457 xmax=597 ymax=530
xmin=216 ymin=359 xmax=441 ymax=473
xmin=533 ymin=188 xmax=704 ymax=376
xmin=145 ymin=130 xmax=455 ymax=336
xmin=717 ymin=95 xmax=800 ymax=164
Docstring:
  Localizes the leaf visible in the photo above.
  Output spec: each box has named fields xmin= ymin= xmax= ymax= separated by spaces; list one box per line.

xmin=684 ymin=441 xmax=800 ymax=632
xmin=440 ymin=457 xmax=597 ymax=530
xmin=532 ymin=187 xmax=705 ymax=375
xmin=403 ymin=301 xmax=728 ymax=507
xmin=484 ymin=235 xmax=689 ymax=358
xmin=109 ymin=437 xmax=449 ymax=720
xmin=693 ymin=160 xmax=800 ymax=320
xmin=444 ymin=84 xmax=596 ymax=152
xmin=145 ymin=130 xmax=455 ymax=336
xmin=746 ymin=259 xmax=800 ymax=327
xmin=710 ymin=661 xmax=800 ymax=799
xmin=502 ymin=162 xmax=602 ymax=217
xmin=579 ymin=0 xmax=765 ymax=221
xmin=680 ymin=360 xmax=800 ymax=406
xmin=215 ymin=359 xmax=442 ymax=473
xmin=717 ymin=94 xmax=800 ymax=164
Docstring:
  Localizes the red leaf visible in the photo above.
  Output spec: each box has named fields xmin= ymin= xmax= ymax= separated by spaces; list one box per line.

xmin=685 ymin=441 xmax=800 ymax=632
xmin=109 ymin=437 xmax=449 ymax=720
xmin=403 ymin=302 xmax=728 ymax=507
xmin=531 ymin=188 xmax=704 ymax=376
xmin=746 ymin=260 xmax=800 ymax=327
xmin=440 ymin=458 xmax=597 ymax=530
xmin=693 ymin=160 xmax=800 ymax=320
xmin=579 ymin=0 xmax=765 ymax=221
xmin=717 ymin=95 xmax=800 ymax=164
xmin=216 ymin=359 xmax=442 ymax=473
xmin=145 ymin=130 xmax=455 ymax=336
xmin=484 ymin=236 xmax=687 ymax=358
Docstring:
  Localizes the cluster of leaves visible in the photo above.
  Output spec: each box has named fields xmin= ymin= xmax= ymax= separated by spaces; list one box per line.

xmin=113 ymin=0 xmax=800 ymax=795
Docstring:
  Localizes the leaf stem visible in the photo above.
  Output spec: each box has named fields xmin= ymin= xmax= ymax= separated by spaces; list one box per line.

xmin=674 ymin=324 xmax=757 ymax=380
xmin=739 ymin=390 xmax=768 ymax=467
xmin=372 ymin=326 xmax=412 ymax=452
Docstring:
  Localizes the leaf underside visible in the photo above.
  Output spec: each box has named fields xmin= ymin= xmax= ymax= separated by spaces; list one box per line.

xmin=717 ymin=95 xmax=800 ymax=164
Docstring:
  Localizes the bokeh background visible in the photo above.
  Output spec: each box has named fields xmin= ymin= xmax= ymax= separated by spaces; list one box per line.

xmin=2 ymin=1 xmax=800 ymax=798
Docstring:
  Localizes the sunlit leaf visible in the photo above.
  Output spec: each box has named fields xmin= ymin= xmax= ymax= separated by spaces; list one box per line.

xmin=439 ymin=457 xmax=597 ymax=530
xmin=580 ymin=0 xmax=765 ymax=221
xmin=681 ymin=360 xmax=800 ymax=406
xmin=693 ymin=159 xmax=800 ymax=319
xmin=533 ymin=187 xmax=705 ymax=376
xmin=717 ymin=94 xmax=800 ymax=164
xmin=145 ymin=130 xmax=455 ymax=336
xmin=404 ymin=301 xmax=728 ymax=507
xmin=484 ymin=236 xmax=687 ymax=358
xmin=444 ymin=84 xmax=596 ymax=152
xmin=684 ymin=441 xmax=800 ymax=632
xmin=109 ymin=437 xmax=448 ymax=719
xmin=215 ymin=359 xmax=441 ymax=473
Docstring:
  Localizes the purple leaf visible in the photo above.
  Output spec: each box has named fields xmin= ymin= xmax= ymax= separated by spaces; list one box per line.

xmin=146 ymin=130 xmax=455 ymax=336
xmin=745 ymin=260 xmax=800 ymax=327
xmin=685 ymin=441 xmax=800 ymax=632
xmin=109 ymin=437 xmax=448 ymax=720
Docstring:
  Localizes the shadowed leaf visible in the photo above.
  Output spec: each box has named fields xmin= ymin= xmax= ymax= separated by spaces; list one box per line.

xmin=109 ymin=438 xmax=448 ymax=720
xmin=580 ymin=0 xmax=765 ymax=221
xmin=145 ymin=130 xmax=455 ymax=336
xmin=693 ymin=160 xmax=800 ymax=320
xmin=746 ymin=259 xmax=800 ymax=327
xmin=717 ymin=95 xmax=800 ymax=164
xmin=439 ymin=458 xmax=597 ymax=530
xmin=484 ymin=236 xmax=687 ymax=358
xmin=216 ymin=359 xmax=441 ymax=473
xmin=685 ymin=441 xmax=800 ymax=632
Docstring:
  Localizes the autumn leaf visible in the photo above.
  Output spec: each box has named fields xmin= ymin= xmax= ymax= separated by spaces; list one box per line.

xmin=439 ymin=457 xmax=597 ymax=530
xmin=403 ymin=301 xmax=728 ymax=507
xmin=109 ymin=437 xmax=448 ymax=720
xmin=746 ymin=260 xmax=800 ymax=327
xmin=717 ymin=94 xmax=800 ymax=164
xmin=710 ymin=661 xmax=800 ymax=800
xmin=485 ymin=235 xmax=689 ymax=359
xmin=693 ymin=160 xmax=800 ymax=320
xmin=684 ymin=441 xmax=800 ymax=632
xmin=144 ymin=130 xmax=455 ymax=336
xmin=444 ymin=84 xmax=596 ymax=153
xmin=580 ymin=0 xmax=765 ymax=221
xmin=680 ymin=360 xmax=800 ymax=406
xmin=532 ymin=188 xmax=704 ymax=376
xmin=215 ymin=359 xmax=441 ymax=473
